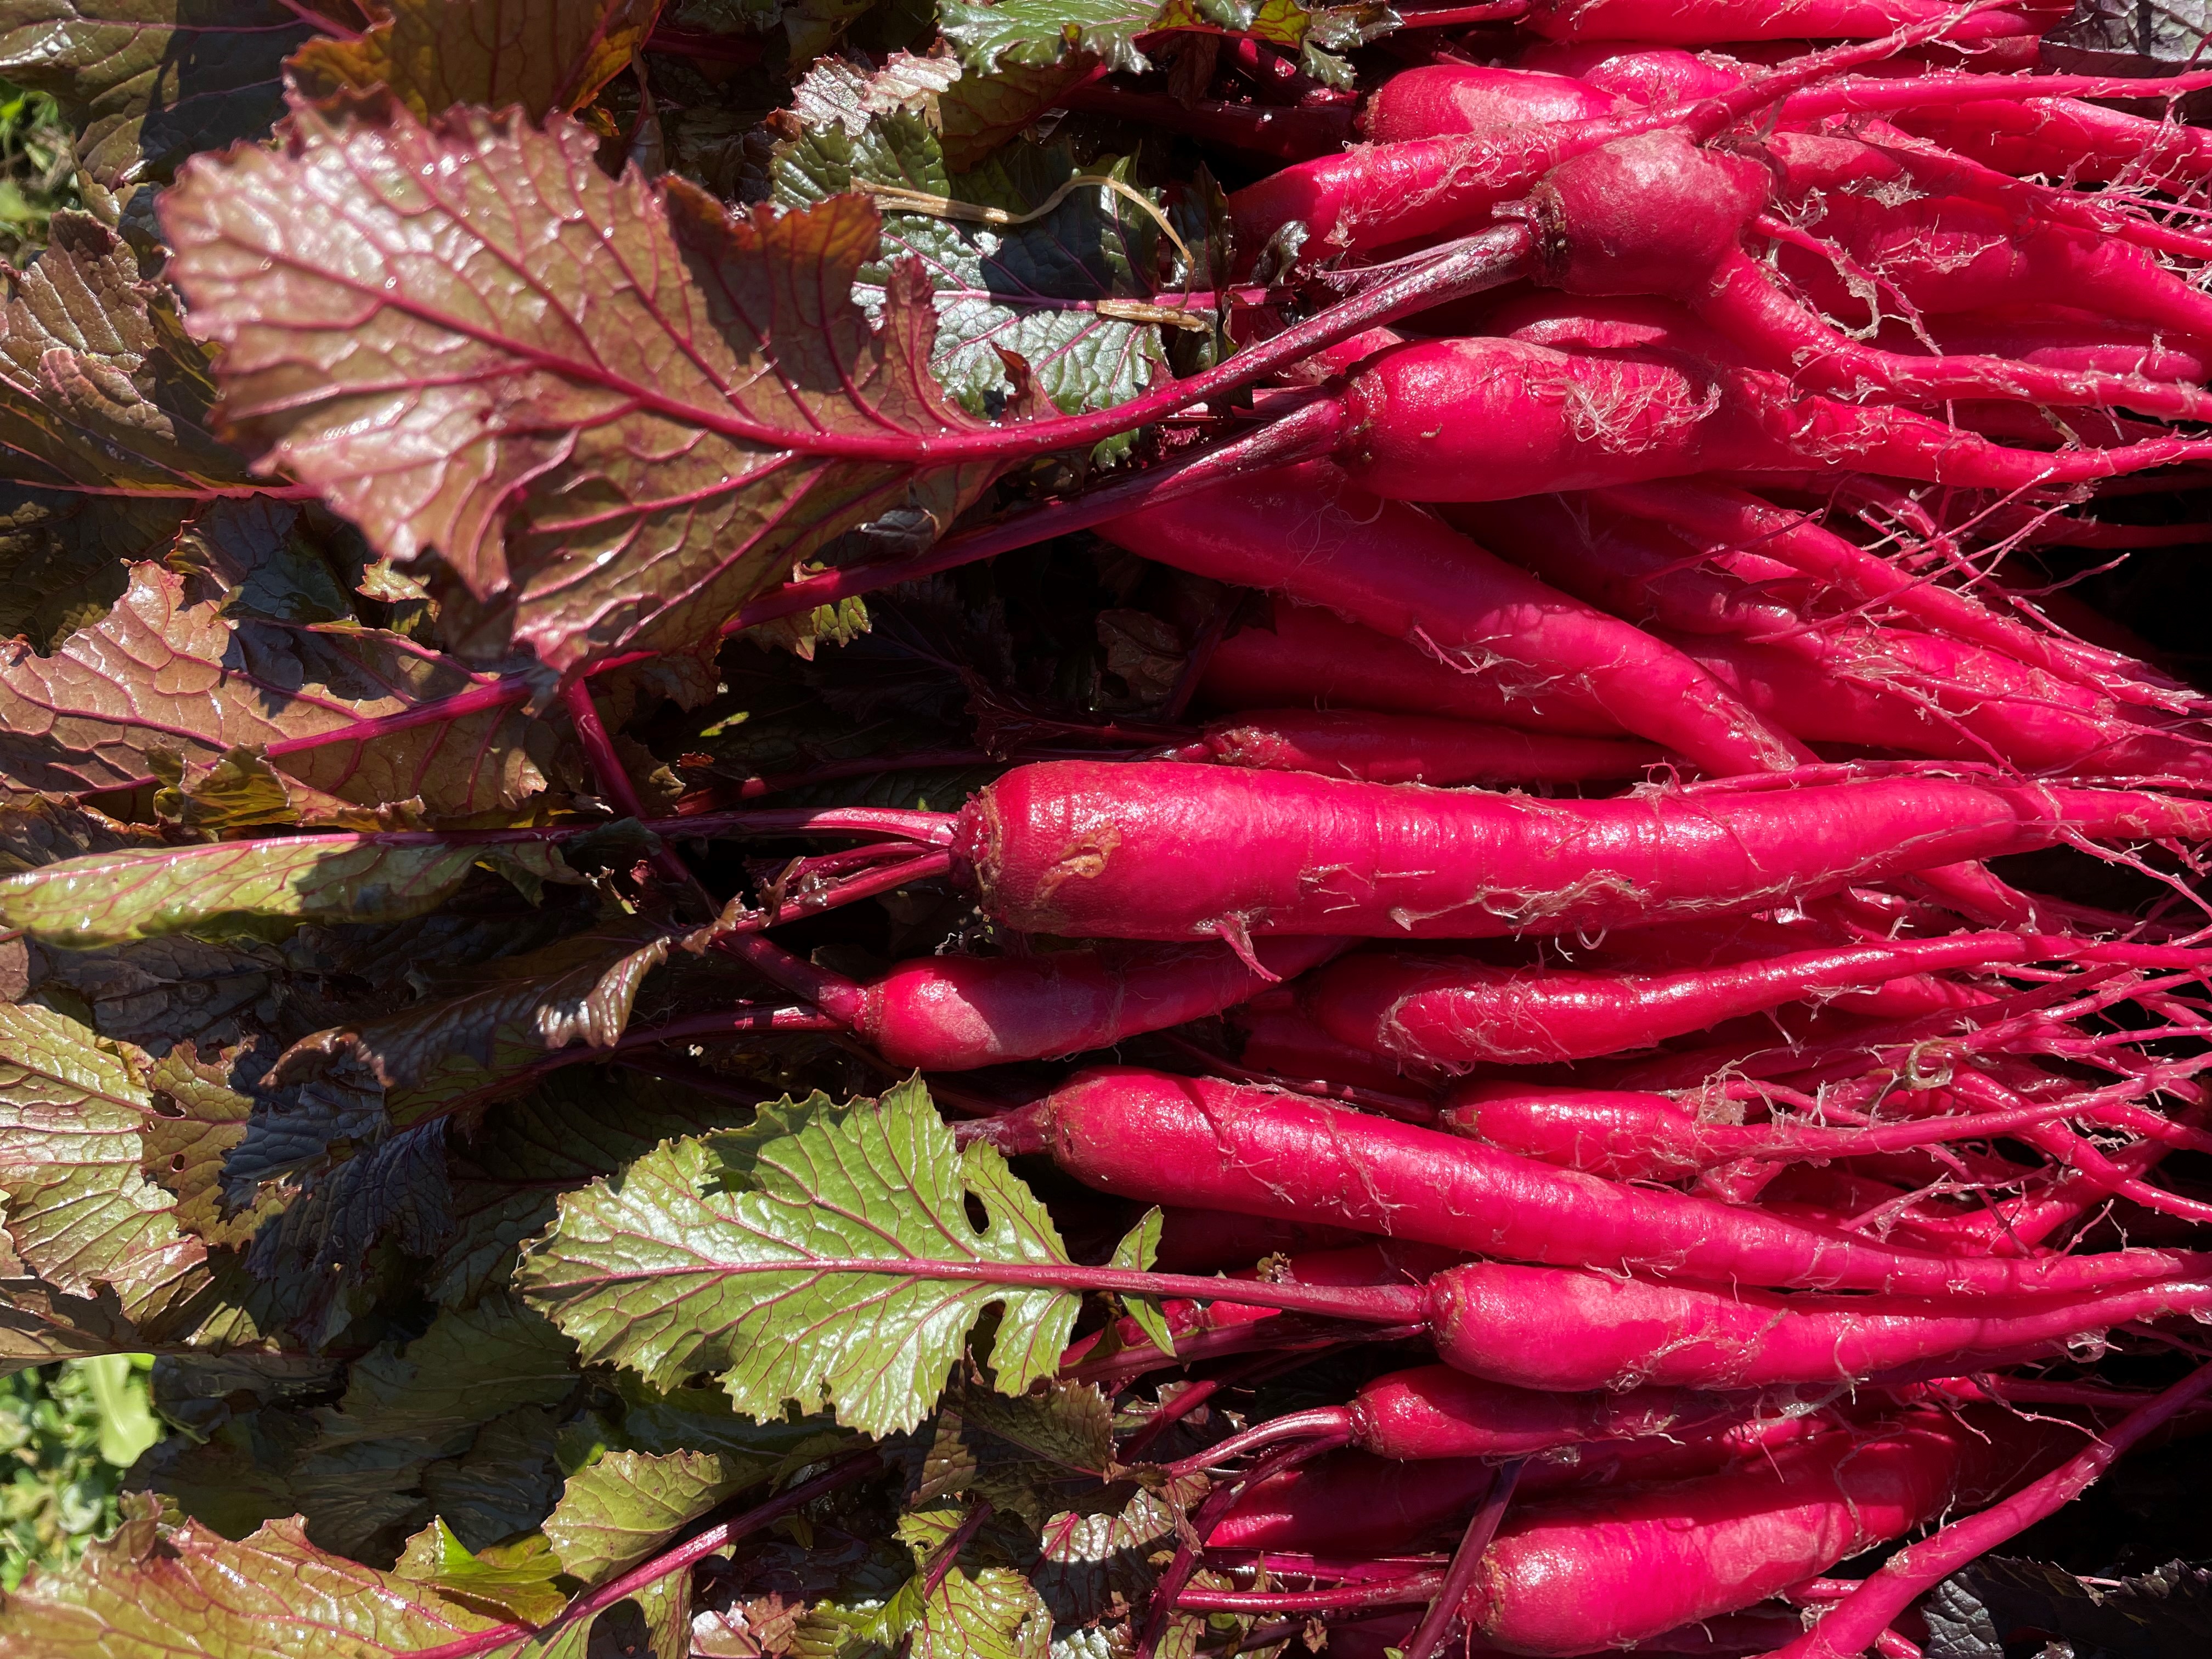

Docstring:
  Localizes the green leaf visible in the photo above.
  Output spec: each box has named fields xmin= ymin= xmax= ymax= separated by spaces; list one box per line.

xmin=0 ymin=1500 xmax=500 ymax=1657
xmin=272 ymin=922 xmax=688 ymax=1122
xmin=432 ymin=1069 xmax=761 ymax=1308
xmin=0 ymin=835 xmax=571 ymax=949
xmin=545 ymin=1447 xmax=766 ymax=1582
xmin=394 ymin=1518 xmax=569 ymax=1627
xmin=139 ymin=1049 xmax=280 ymax=1249
xmin=332 ymin=1294 xmax=577 ymax=1448
xmin=516 ymin=1079 xmax=1081 ymax=1436
xmin=939 ymin=0 xmax=1161 ymax=73
xmin=543 ymin=1412 xmax=845 ymax=1581
xmin=910 ymin=1562 xmax=1052 ymax=1659
xmin=1111 ymin=1206 xmax=1175 ymax=1356
xmin=0 ymin=2 xmax=315 ymax=212
xmin=80 ymin=1353 xmax=161 ymax=1468
xmin=0 ymin=562 xmax=561 ymax=819
xmin=878 ymin=1505 xmax=1053 ymax=1659
xmin=915 ymin=1378 xmax=1114 ymax=1523
xmin=290 ymin=0 xmax=664 ymax=121
xmin=775 ymin=115 xmax=1172 ymax=419
xmin=160 ymin=99 xmax=1000 ymax=678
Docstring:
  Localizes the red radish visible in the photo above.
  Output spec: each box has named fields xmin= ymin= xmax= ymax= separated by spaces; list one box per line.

xmin=1426 ymin=1261 xmax=2212 ymax=1391
xmin=1440 ymin=1079 xmax=2207 ymax=1183
xmin=1306 ymin=933 xmax=2199 ymax=1067
xmin=1767 ymin=168 xmax=2212 ymax=341
xmin=719 ymin=932 xmax=1343 ymax=1071
xmin=1227 ymin=26 xmax=1985 ymax=254
xmin=1215 ymin=1409 xmax=1841 ymax=1555
xmin=1159 ymin=707 xmax=1660 ymax=785
xmin=1363 ymin=65 xmax=1620 ymax=143
xmin=1890 ymin=96 xmax=2212 ymax=187
xmin=979 ymin=1068 xmax=2206 ymax=1297
xmin=1458 ymin=1408 xmax=2066 ymax=1656
xmin=1197 ymin=601 xmax=1628 ymax=738
xmin=1595 ymin=480 xmax=2193 ymax=711
xmin=1229 ymin=1002 xmax=1444 ymax=1096
xmin=1520 ymin=0 xmax=2042 ymax=44
xmin=1335 ymin=336 xmax=2212 ymax=502
xmin=1459 ymin=488 xmax=1808 ymax=638
xmin=1174 ymin=1363 xmax=1802 ymax=1467
xmin=1098 ymin=467 xmax=1809 ymax=776
xmin=1767 ymin=1364 xmax=2212 ymax=1659
xmin=949 ymin=759 xmax=2212 ymax=943
xmin=1212 ymin=1452 xmax=1498 ymax=1554
xmin=1664 ymin=627 xmax=2212 ymax=780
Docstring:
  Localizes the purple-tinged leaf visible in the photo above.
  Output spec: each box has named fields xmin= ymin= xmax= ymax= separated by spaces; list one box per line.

xmin=0 ymin=2 xmax=325 ymax=211
xmin=290 ymin=0 xmax=667 ymax=120
xmin=0 ymin=562 xmax=561 ymax=820
xmin=0 ymin=1002 xmax=207 ymax=1316
xmin=0 ymin=1499 xmax=500 ymax=1657
xmin=272 ymin=922 xmax=686 ymax=1097
xmin=0 ymin=213 xmax=251 ymax=493
xmin=142 ymin=1047 xmax=287 ymax=1249
xmin=160 ymin=99 xmax=1001 ymax=676
xmin=0 ymin=797 xmax=163 ymax=873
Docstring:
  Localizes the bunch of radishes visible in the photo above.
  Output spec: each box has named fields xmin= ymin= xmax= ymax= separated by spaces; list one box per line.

xmin=700 ymin=4 xmax=2212 ymax=1654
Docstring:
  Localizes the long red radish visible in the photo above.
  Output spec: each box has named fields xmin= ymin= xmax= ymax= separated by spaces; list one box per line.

xmin=1197 ymin=600 xmax=1628 ymax=737
xmin=1306 ymin=933 xmax=2203 ymax=1066
xmin=1335 ymin=336 xmax=2212 ymax=502
xmin=948 ymin=759 xmax=2212 ymax=943
xmin=1171 ymin=1363 xmax=1801 ymax=1468
xmin=719 ymin=932 xmax=1343 ymax=1071
xmin=978 ymin=1068 xmax=2207 ymax=1296
xmin=1098 ymin=466 xmax=1808 ymax=776
xmin=1438 ymin=1079 xmax=2207 ymax=1183
xmin=1426 ymin=1261 xmax=2212 ymax=1391
xmin=1595 ymin=479 xmax=2196 ymax=712
xmin=1159 ymin=707 xmax=1660 ymax=785
xmin=1666 ymin=627 xmax=2212 ymax=780
xmin=1211 ymin=1410 xmax=1837 ymax=1555
xmin=1521 ymin=0 xmax=2041 ymax=44
xmin=1458 ymin=1407 xmax=2066 ymax=1656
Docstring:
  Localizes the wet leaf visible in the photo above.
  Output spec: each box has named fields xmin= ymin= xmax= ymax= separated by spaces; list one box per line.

xmin=0 ymin=562 xmax=560 ymax=820
xmin=291 ymin=0 xmax=665 ymax=120
xmin=161 ymin=99 xmax=1000 ymax=677
xmin=0 ymin=834 xmax=573 ymax=949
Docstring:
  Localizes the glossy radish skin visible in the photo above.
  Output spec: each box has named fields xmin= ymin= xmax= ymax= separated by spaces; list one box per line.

xmin=1198 ymin=601 xmax=1627 ymax=738
xmin=1175 ymin=707 xmax=1660 ymax=785
xmin=991 ymin=1068 xmax=2204 ymax=1297
xmin=1101 ymin=466 xmax=1805 ymax=776
xmin=1462 ymin=1408 xmax=2063 ymax=1656
xmin=1425 ymin=1261 xmax=2212 ymax=1391
xmin=855 ymin=935 xmax=1342 ymax=1069
xmin=1305 ymin=933 xmax=2073 ymax=1066
xmin=951 ymin=759 xmax=2212 ymax=943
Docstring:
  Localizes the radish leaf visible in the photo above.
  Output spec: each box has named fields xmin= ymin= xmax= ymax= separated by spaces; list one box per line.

xmin=516 ymin=1077 xmax=1081 ymax=1435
